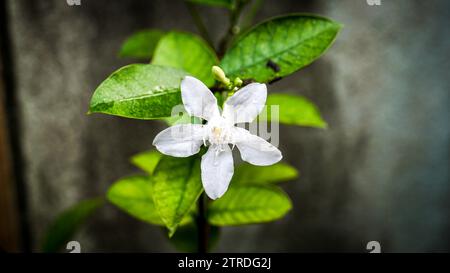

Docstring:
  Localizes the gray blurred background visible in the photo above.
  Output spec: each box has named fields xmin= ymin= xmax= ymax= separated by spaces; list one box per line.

xmin=0 ymin=0 xmax=448 ymax=252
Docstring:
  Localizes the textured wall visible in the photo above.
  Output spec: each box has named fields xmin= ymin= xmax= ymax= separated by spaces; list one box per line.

xmin=6 ymin=0 xmax=449 ymax=252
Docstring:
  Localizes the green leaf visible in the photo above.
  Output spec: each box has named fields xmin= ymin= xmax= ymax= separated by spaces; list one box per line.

xmin=233 ymin=162 xmax=298 ymax=185
xmin=220 ymin=14 xmax=341 ymax=83
xmin=130 ymin=150 xmax=162 ymax=175
xmin=152 ymin=156 xmax=203 ymax=236
xmin=152 ymin=32 xmax=218 ymax=87
xmin=119 ymin=29 xmax=165 ymax=59
xmin=168 ymin=222 xmax=220 ymax=252
xmin=89 ymin=64 xmax=188 ymax=119
xmin=107 ymin=175 xmax=165 ymax=226
xmin=164 ymin=114 xmax=202 ymax=126
xmin=207 ymin=185 xmax=292 ymax=226
xmin=41 ymin=198 xmax=103 ymax=252
xmin=265 ymin=93 xmax=327 ymax=128
xmin=187 ymin=0 xmax=234 ymax=9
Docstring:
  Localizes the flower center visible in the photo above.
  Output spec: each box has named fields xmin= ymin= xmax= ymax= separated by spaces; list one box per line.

xmin=208 ymin=125 xmax=230 ymax=145
xmin=205 ymin=116 xmax=232 ymax=146
xmin=212 ymin=127 xmax=222 ymax=139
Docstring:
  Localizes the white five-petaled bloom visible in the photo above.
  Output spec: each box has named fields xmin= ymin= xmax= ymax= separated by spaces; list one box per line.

xmin=153 ymin=76 xmax=282 ymax=199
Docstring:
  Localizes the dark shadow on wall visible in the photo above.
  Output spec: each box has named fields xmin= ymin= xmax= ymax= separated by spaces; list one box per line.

xmin=0 ymin=0 xmax=30 ymax=252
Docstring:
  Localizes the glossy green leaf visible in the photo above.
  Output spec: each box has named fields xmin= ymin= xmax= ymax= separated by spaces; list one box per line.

xmin=168 ymin=222 xmax=220 ymax=252
xmin=41 ymin=198 xmax=103 ymax=252
xmin=89 ymin=64 xmax=188 ymax=119
xmin=164 ymin=114 xmax=202 ymax=126
xmin=265 ymin=93 xmax=327 ymax=128
xmin=119 ymin=29 xmax=165 ymax=59
xmin=220 ymin=14 xmax=341 ymax=83
xmin=152 ymin=156 xmax=203 ymax=236
xmin=107 ymin=175 xmax=165 ymax=225
xmin=130 ymin=150 xmax=162 ymax=175
xmin=233 ymin=162 xmax=298 ymax=185
xmin=153 ymin=32 xmax=218 ymax=87
xmin=187 ymin=0 xmax=234 ymax=9
xmin=207 ymin=185 xmax=292 ymax=226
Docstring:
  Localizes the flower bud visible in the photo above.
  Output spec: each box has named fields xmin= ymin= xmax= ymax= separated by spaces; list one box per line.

xmin=234 ymin=77 xmax=243 ymax=87
xmin=212 ymin=66 xmax=230 ymax=86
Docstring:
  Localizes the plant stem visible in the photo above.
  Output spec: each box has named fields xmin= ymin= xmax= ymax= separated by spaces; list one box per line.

xmin=242 ymin=0 xmax=264 ymax=30
xmin=195 ymin=1 xmax=251 ymax=254
xmin=186 ymin=2 xmax=215 ymax=49
xmin=197 ymin=192 xmax=209 ymax=253
xmin=218 ymin=0 xmax=248 ymax=57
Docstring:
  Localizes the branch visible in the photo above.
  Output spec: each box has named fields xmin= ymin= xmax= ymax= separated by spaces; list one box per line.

xmin=242 ymin=0 xmax=264 ymax=31
xmin=217 ymin=0 xmax=249 ymax=57
xmin=186 ymin=2 xmax=215 ymax=49
xmin=197 ymin=193 xmax=209 ymax=253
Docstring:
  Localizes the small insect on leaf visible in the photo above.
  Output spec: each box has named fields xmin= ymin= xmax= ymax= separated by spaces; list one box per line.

xmin=266 ymin=60 xmax=280 ymax=72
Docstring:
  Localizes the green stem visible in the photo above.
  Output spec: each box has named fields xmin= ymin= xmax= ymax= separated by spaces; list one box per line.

xmin=242 ymin=0 xmax=264 ymax=30
xmin=197 ymin=192 xmax=209 ymax=253
xmin=186 ymin=2 xmax=215 ymax=49
xmin=218 ymin=0 xmax=248 ymax=57
xmin=195 ymin=1 xmax=251 ymax=254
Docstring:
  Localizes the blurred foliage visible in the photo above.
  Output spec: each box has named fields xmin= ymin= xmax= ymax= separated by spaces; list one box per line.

xmin=119 ymin=29 xmax=164 ymax=59
xmin=265 ymin=93 xmax=328 ymax=128
xmin=41 ymin=198 xmax=104 ymax=253
xmin=152 ymin=31 xmax=218 ymax=87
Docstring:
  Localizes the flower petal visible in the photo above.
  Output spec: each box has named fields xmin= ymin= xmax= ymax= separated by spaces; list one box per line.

xmin=201 ymin=145 xmax=234 ymax=200
xmin=232 ymin=127 xmax=282 ymax=166
xmin=181 ymin=76 xmax=220 ymax=121
xmin=153 ymin=124 xmax=205 ymax=157
xmin=223 ymin=83 xmax=267 ymax=124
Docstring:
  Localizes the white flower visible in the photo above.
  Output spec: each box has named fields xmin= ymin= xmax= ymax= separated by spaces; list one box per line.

xmin=153 ymin=76 xmax=282 ymax=199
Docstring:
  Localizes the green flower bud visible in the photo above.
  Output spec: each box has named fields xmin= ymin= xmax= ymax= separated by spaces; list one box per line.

xmin=234 ymin=77 xmax=243 ymax=87
xmin=212 ymin=66 xmax=230 ymax=86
